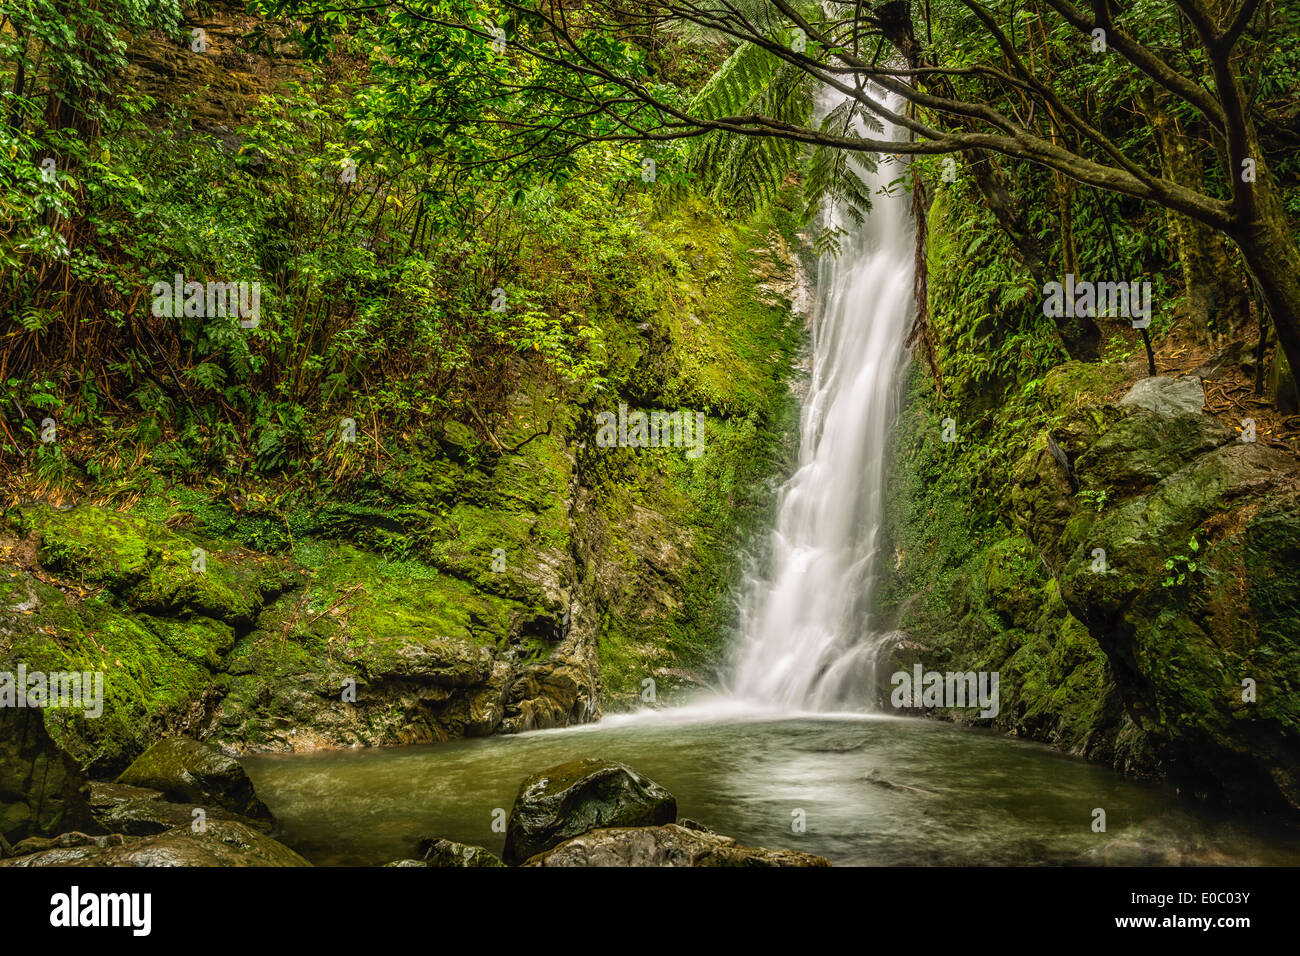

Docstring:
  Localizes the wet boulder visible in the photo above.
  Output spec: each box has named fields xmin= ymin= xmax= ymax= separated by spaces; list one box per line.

xmin=87 ymin=781 xmax=269 ymax=835
xmin=1 ymin=819 xmax=308 ymax=867
xmin=10 ymin=831 xmax=127 ymax=857
xmin=502 ymin=757 xmax=676 ymax=864
xmin=1117 ymin=375 xmax=1206 ymax=417
xmin=1009 ymin=366 xmax=1300 ymax=812
xmin=522 ymin=824 xmax=831 ymax=867
xmin=417 ymin=837 xmax=506 ymax=867
xmin=1074 ymin=407 xmax=1232 ymax=496
xmin=383 ymin=839 xmax=506 ymax=867
xmin=116 ymin=737 xmax=269 ymax=819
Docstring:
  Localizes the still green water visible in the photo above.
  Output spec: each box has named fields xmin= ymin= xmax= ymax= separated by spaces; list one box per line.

xmin=242 ymin=706 xmax=1300 ymax=866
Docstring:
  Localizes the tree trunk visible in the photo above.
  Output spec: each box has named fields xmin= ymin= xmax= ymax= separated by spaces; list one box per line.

xmin=1235 ymin=203 xmax=1300 ymax=411
xmin=1137 ymin=87 xmax=1251 ymax=348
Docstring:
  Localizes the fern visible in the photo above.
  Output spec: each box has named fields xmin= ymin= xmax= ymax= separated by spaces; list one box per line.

xmin=690 ymin=45 xmax=812 ymax=213
xmin=803 ymin=96 xmax=880 ymax=244
xmin=680 ymin=4 xmax=884 ymax=245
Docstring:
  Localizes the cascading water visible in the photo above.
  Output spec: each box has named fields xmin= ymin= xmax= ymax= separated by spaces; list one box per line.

xmin=728 ymin=86 xmax=915 ymax=712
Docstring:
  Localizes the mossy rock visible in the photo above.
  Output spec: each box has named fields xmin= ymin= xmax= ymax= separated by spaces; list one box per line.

xmin=0 ymin=706 xmax=91 ymax=845
xmin=0 ymin=570 xmax=234 ymax=774
xmin=117 ymin=737 xmax=269 ymax=819
xmin=11 ymin=504 xmax=294 ymax=626
xmin=1057 ymin=437 xmax=1300 ymax=809
xmin=1075 ymin=407 xmax=1232 ymax=498
xmin=416 ymin=837 xmax=506 ymax=867
xmin=1 ymin=819 xmax=309 ymax=867
xmin=523 ymin=823 xmax=831 ymax=867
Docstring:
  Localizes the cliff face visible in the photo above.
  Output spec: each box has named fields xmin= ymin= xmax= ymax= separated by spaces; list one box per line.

xmin=0 ymin=5 xmax=810 ymax=843
xmin=878 ymin=189 xmax=1300 ymax=814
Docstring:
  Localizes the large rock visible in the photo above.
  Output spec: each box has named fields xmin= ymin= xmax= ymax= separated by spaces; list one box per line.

xmin=116 ymin=738 xmax=269 ymax=819
xmin=1117 ymin=375 xmax=1206 ymax=417
xmin=0 ymin=707 xmax=91 ymax=845
xmin=1009 ymin=371 xmax=1300 ymax=811
xmin=1074 ymin=407 xmax=1232 ymax=494
xmin=1 ymin=506 xmax=295 ymax=776
xmin=415 ymin=838 xmax=506 ymax=867
xmin=0 ymin=819 xmax=309 ymax=866
xmin=502 ymin=758 xmax=676 ymax=864
xmin=10 ymin=831 xmax=126 ymax=857
xmin=522 ymin=824 xmax=831 ymax=867
xmin=87 ymin=781 xmax=267 ymax=835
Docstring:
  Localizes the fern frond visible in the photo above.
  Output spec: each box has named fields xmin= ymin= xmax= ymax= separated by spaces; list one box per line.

xmin=667 ymin=0 xmax=792 ymax=45
xmin=803 ymin=96 xmax=878 ymax=229
xmin=687 ymin=43 xmax=815 ymax=214
xmin=679 ymin=3 xmax=886 ymax=233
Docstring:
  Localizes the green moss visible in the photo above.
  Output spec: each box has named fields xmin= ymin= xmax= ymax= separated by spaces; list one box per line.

xmin=878 ymin=363 xmax=1147 ymax=763
xmin=2 ymin=189 xmax=808 ymax=761
xmin=10 ymin=504 xmax=292 ymax=626
xmin=583 ymin=197 xmax=805 ymax=704
xmin=0 ymin=576 xmax=229 ymax=774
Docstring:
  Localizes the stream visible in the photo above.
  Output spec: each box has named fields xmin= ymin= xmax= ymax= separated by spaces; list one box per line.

xmin=243 ymin=703 xmax=1300 ymax=866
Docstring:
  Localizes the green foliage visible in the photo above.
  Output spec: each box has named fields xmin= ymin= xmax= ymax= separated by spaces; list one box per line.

xmin=1076 ymin=488 xmax=1110 ymax=513
xmin=688 ymin=38 xmax=813 ymax=215
xmin=1162 ymin=534 xmax=1203 ymax=589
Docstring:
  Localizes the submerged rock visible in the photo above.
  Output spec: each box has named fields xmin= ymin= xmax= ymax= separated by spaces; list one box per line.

xmin=502 ymin=757 xmax=677 ymax=864
xmin=0 ymin=819 xmax=309 ymax=867
xmin=522 ymin=824 xmax=831 ymax=867
xmin=116 ymin=737 xmax=269 ymax=819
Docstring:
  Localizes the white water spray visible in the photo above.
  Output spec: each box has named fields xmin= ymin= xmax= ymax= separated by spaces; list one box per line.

xmin=728 ymin=87 xmax=916 ymax=711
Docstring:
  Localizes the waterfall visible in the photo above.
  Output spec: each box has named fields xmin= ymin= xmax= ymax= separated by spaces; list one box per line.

xmin=728 ymin=86 xmax=915 ymax=712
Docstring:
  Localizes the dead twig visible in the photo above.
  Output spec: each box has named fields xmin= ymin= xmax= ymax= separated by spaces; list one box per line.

xmin=305 ymin=583 xmax=366 ymax=627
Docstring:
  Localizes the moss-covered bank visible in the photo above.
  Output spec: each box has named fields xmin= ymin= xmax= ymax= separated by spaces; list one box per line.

xmin=0 ymin=198 xmax=805 ymax=828
xmin=877 ymin=184 xmax=1300 ymax=814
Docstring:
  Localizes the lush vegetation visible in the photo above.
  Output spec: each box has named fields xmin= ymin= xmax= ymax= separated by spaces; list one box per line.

xmin=1 ymin=0 xmax=1297 ymax=821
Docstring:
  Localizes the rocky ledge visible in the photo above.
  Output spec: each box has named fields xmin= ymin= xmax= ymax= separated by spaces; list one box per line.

xmin=1010 ymin=373 xmax=1300 ymax=808
xmin=2 ymin=737 xmax=306 ymax=865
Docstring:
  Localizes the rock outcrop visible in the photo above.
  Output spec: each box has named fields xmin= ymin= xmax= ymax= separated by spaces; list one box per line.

xmin=116 ymin=737 xmax=270 ymax=819
xmin=408 ymin=838 xmax=506 ymax=867
xmin=0 ymin=706 xmax=91 ymax=845
xmin=882 ymin=363 xmax=1300 ymax=812
xmin=523 ymin=823 xmax=831 ymax=867
xmin=1023 ymin=376 xmax=1300 ymax=809
xmin=1 ymin=819 xmax=309 ymax=867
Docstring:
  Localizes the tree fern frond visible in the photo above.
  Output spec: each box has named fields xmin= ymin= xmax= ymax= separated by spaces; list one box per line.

xmin=803 ymin=95 xmax=878 ymax=231
xmin=690 ymin=40 xmax=783 ymax=120
xmin=667 ymin=0 xmax=804 ymax=45
xmin=680 ymin=8 xmax=887 ymax=230
xmin=687 ymin=45 xmax=815 ymax=214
